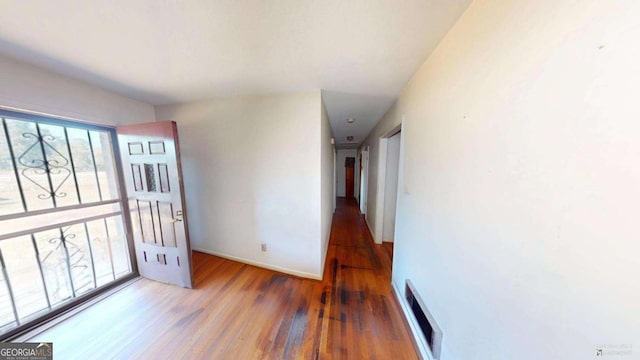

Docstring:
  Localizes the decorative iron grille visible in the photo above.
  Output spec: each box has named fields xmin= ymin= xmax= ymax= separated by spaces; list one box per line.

xmin=0 ymin=111 xmax=132 ymax=337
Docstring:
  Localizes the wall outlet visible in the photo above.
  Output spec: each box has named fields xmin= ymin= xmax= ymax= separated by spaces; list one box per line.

xmin=261 ymin=243 xmax=267 ymax=252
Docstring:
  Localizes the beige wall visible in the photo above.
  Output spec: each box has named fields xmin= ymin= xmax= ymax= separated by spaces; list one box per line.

xmin=0 ymin=54 xmax=154 ymax=126
xmin=320 ymin=95 xmax=335 ymax=273
xmin=363 ymin=0 xmax=640 ymax=358
xmin=0 ymin=52 xmax=331 ymax=279
xmin=156 ymin=91 xmax=327 ymax=279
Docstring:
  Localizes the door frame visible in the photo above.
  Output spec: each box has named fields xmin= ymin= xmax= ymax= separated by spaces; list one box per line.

xmin=359 ymin=146 xmax=369 ymax=216
xmin=345 ymin=157 xmax=355 ymax=198
xmin=333 ymin=148 xmax=336 ymax=212
xmin=354 ymin=149 xmax=360 ymax=203
xmin=374 ymin=121 xmax=403 ymax=244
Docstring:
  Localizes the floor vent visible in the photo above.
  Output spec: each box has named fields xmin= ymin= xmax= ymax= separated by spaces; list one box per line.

xmin=405 ymin=280 xmax=443 ymax=359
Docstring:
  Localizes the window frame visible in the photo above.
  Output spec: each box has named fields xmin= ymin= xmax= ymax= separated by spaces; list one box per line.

xmin=0 ymin=108 xmax=138 ymax=341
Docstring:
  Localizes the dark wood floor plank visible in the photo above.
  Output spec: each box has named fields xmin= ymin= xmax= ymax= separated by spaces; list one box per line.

xmin=27 ymin=198 xmax=418 ymax=359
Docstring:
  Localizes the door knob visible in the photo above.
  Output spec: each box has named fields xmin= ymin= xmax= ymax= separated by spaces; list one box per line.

xmin=172 ymin=210 xmax=183 ymax=223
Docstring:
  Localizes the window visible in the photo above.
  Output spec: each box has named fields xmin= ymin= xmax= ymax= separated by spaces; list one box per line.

xmin=0 ymin=109 xmax=134 ymax=338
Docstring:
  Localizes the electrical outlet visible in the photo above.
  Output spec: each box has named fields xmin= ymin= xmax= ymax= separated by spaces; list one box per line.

xmin=261 ymin=243 xmax=267 ymax=252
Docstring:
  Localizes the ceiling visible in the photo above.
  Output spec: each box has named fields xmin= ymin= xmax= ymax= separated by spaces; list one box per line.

xmin=0 ymin=0 xmax=471 ymax=148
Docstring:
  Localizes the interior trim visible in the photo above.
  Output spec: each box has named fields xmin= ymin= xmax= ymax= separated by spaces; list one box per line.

xmin=193 ymin=248 xmax=322 ymax=280
xmin=392 ymin=281 xmax=433 ymax=360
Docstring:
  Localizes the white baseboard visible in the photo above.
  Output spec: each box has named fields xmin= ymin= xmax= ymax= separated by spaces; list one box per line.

xmin=392 ymin=281 xmax=434 ymax=360
xmin=364 ymin=217 xmax=376 ymax=242
xmin=193 ymin=248 xmax=323 ymax=280
xmin=319 ymin=218 xmax=332 ymax=278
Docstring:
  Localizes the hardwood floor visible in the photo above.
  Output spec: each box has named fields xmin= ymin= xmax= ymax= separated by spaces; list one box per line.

xmin=26 ymin=198 xmax=418 ymax=359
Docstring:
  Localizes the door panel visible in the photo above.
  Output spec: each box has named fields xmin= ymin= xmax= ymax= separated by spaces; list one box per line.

xmin=345 ymin=156 xmax=355 ymax=198
xmin=117 ymin=121 xmax=193 ymax=288
xmin=345 ymin=167 xmax=354 ymax=198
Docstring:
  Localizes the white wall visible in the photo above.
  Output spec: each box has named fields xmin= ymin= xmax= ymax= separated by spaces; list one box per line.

xmin=320 ymin=95 xmax=335 ymax=273
xmin=156 ymin=91 xmax=326 ymax=279
xmin=0 ymin=55 xmax=154 ymax=126
xmin=335 ymin=149 xmax=357 ymax=197
xmin=364 ymin=0 xmax=640 ymax=358
xmin=382 ymin=132 xmax=401 ymax=242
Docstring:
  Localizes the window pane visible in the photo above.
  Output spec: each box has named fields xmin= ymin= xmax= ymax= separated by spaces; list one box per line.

xmin=38 ymin=124 xmax=80 ymax=208
xmin=85 ymin=219 xmax=115 ymax=287
xmin=0 ymin=275 xmax=16 ymax=330
xmin=89 ymin=131 xmax=118 ymax=201
xmin=33 ymin=229 xmax=73 ymax=307
xmin=66 ymin=128 xmax=100 ymax=204
xmin=106 ymin=215 xmax=131 ymax=278
xmin=0 ymin=121 xmax=23 ymax=215
xmin=1 ymin=235 xmax=49 ymax=319
xmin=61 ymin=224 xmax=96 ymax=296
xmin=5 ymin=119 xmax=54 ymax=212
xmin=0 ymin=111 xmax=133 ymax=337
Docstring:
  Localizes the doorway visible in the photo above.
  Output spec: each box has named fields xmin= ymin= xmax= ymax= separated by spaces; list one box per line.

xmin=345 ymin=157 xmax=355 ymax=198
xmin=336 ymin=149 xmax=357 ymax=198
xmin=382 ymin=131 xmax=401 ymax=243
xmin=374 ymin=124 xmax=402 ymax=245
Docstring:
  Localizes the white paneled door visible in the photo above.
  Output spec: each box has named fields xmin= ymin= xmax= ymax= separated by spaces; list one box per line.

xmin=117 ymin=121 xmax=193 ymax=288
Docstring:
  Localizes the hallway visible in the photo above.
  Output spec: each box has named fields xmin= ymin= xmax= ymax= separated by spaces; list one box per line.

xmin=319 ymin=197 xmax=415 ymax=358
xmin=25 ymin=198 xmax=418 ymax=359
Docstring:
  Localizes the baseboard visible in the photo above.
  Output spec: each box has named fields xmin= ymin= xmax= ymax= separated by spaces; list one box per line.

xmin=392 ymin=281 xmax=434 ymax=360
xmin=194 ymin=248 xmax=323 ymax=280
xmin=319 ymin=218 xmax=332 ymax=279
xmin=363 ymin=217 xmax=376 ymax=242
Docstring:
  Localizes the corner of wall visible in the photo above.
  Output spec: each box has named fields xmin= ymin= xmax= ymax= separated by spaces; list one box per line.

xmin=319 ymin=88 xmax=334 ymax=280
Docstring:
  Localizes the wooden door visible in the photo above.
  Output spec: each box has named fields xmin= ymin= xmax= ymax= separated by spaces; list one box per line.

xmin=345 ymin=157 xmax=355 ymax=198
xmin=117 ymin=121 xmax=193 ymax=288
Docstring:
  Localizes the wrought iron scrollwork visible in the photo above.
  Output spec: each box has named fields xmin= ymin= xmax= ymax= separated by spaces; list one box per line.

xmin=40 ymin=226 xmax=92 ymax=298
xmin=17 ymin=131 xmax=71 ymax=200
